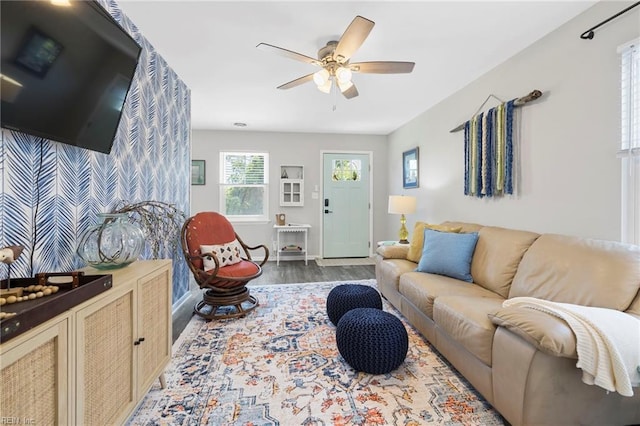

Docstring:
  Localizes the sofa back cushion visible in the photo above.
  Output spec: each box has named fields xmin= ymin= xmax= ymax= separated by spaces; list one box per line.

xmin=470 ymin=226 xmax=539 ymax=298
xmin=509 ymin=234 xmax=640 ymax=310
xmin=626 ymin=291 xmax=640 ymax=316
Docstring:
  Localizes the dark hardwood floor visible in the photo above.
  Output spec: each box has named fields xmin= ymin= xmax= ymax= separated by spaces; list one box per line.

xmin=250 ymin=260 xmax=376 ymax=285
xmin=173 ymin=260 xmax=376 ymax=342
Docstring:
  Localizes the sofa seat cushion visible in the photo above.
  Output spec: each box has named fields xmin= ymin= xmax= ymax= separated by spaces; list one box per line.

xmin=398 ymin=271 xmax=502 ymax=319
xmin=434 ymin=296 xmax=504 ymax=366
xmin=490 ymin=306 xmax=578 ymax=359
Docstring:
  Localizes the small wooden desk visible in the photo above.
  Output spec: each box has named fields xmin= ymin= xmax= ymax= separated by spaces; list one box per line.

xmin=274 ymin=224 xmax=311 ymax=266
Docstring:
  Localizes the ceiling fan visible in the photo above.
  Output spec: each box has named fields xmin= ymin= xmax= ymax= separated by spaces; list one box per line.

xmin=257 ymin=15 xmax=415 ymax=99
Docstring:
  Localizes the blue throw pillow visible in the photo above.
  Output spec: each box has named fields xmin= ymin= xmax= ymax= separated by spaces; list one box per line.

xmin=416 ymin=229 xmax=479 ymax=282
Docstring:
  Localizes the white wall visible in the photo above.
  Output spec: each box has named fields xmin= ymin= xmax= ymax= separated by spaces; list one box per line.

xmin=387 ymin=1 xmax=640 ymax=241
xmin=191 ymin=130 xmax=388 ymax=258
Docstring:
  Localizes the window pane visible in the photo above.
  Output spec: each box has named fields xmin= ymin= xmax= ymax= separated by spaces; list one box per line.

xmin=219 ymin=152 xmax=269 ymax=220
xmin=621 ymin=156 xmax=640 ymax=244
xmin=224 ymin=186 xmax=265 ymax=215
xmin=621 ymin=42 xmax=639 ymax=151
xmin=331 ymin=159 xmax=361 ymax=181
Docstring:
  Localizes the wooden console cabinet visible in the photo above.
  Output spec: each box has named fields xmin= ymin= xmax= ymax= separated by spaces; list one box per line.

xmin=0 ymin=260 xmax=172 ymax=425
xmin=0 ymin=312 xmax=71 ymax=425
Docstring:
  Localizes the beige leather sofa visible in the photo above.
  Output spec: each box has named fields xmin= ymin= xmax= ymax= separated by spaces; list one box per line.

xmin=375 ymin=222 xmax=640 ymax=426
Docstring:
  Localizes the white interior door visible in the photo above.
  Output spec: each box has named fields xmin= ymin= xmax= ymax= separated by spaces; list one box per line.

xmin=322 ymin=153 xmax=370 ymax=258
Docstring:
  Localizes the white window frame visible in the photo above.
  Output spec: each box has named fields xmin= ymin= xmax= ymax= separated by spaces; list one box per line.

xmin=219 ymin=151 xmax=269 ymax=223
xmin=619 ymin=38 xmax=640 ymax=245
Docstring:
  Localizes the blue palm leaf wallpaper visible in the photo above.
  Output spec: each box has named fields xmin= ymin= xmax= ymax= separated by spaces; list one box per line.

xmin=0 ymin=0 xmax=191 ymax=304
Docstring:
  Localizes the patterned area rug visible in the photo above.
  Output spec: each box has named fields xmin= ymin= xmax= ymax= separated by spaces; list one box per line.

xmin=128 ymin=280 xmax=505 ymax=425
xmin=314 ymin=258 xmax=376 ymax=267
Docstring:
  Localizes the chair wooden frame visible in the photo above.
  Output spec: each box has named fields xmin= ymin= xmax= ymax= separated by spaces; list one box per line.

xmin=180 ymin=213 xmax=269 ymax=319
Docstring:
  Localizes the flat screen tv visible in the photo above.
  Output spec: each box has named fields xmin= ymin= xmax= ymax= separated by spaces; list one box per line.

xmin=1 ymin=0 xmax=142 ymax=154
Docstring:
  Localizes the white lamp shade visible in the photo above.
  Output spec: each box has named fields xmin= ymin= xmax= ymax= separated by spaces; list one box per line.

xmin=337 ymin=79 xmax=353 ymax=93
xmin=388 ymin=195 xmax=417 ymax=214
xmin=317 ymin=79 xmax=332 ymax=94
xmin=313 ymin=68 xmax=330 ymax=86
xmin=336 ymin=67 xmax=352 ymax=84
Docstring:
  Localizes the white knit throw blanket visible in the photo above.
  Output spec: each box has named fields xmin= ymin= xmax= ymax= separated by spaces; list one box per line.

xmin=503 ymin=297 xmax=640 ymax=396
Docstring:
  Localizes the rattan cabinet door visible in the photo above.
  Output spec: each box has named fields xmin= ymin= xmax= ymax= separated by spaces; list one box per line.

xmin=0 ymin=313 xmax=71 ymax=425
xmin=135 ymin=264 xmax=172 ymax=397
xmin=75 ymin=285 xmax=136 ymax=426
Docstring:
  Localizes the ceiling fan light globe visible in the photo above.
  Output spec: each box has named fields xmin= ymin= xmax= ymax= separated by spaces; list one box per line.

xmin=313 ymin=69 xmax=330 ymax=86
xmin=337 ymin=79 xmax=353 ymax=93
xmin=336 ymin=67 xmax=352 ymax=84
xmin=317 ymin=79 xmax=332 ymax=94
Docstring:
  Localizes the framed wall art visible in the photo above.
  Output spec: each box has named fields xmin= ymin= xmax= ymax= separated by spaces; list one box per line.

xmin=402 ymin=147 xmax=419 ymax=189
xmin=191 ymin=160 xmax=206 ymax=185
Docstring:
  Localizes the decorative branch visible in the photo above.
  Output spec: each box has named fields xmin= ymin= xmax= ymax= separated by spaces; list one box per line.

xmin=449 ymin=90 xmax=543 ymax=133
xmin=111 ymin=201 xmax=186 ymax=259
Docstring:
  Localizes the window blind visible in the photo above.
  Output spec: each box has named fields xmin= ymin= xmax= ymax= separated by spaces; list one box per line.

xmin=619 ymin=38 xmax=640 ymax=244
xmin=221 ymin=152 xmax=268 ymax=185
xmin=620 ymin=38 xmax=639 ymax=154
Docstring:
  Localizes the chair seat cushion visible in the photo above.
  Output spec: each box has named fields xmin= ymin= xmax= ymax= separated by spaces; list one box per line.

xmin=214 ymin=260 xmax=260 ymax=278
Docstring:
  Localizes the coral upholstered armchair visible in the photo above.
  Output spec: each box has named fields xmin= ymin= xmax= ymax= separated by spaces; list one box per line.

xmin=181 ymin=212 xmax=269 ymax=319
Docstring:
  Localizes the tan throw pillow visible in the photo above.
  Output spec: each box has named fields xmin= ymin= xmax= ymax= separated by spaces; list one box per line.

xmin=406 ymin=222 xmax=463 ymax=263
xmin=201 ymin=240 xmax=243 ymax=270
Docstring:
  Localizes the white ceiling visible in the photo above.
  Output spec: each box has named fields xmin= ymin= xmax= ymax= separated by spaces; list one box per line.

xmin=117 ymin=1 xmax=596 ymax=135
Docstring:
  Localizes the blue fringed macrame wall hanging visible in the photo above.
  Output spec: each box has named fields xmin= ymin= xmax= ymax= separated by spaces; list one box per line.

xmin=451 ymin=90 xmax=542 ymax=198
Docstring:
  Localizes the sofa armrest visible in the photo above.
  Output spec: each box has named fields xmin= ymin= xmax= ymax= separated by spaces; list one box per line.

xmin=376 ymin=244 xmax=410 ymax=260
xmin=489 ymin=307 xmax=577 ymax=359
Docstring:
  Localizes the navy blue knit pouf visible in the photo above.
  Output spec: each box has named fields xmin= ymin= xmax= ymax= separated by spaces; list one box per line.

xmin=326 ymin=284 xmax=383 ymax=326
xmin=336 ymin=307 xmax=409 ymax=374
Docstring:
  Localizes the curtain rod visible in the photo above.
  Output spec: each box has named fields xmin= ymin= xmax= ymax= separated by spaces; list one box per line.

xmin=449 ymin=90 xmax=542 ymax=133
xmin=580 ymin=1 xmax=640 ymax=40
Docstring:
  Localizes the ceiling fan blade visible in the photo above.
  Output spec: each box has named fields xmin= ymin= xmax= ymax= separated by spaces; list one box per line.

xmin=341 ymin=83 xmax=359 ymax=99
xmin=277 ymin=73 xmax=314 ymax=90
xmin=334 ymin=16 xmax=375 ymax=62
xmin=350 ymin=61 xmax=415 ymax=74
xmin=257 ymin=43 xmax=321 ymax=66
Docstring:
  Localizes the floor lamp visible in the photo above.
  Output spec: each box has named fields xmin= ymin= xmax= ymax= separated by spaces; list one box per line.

xmin=388 ymin=195 xmax=417 ymax=244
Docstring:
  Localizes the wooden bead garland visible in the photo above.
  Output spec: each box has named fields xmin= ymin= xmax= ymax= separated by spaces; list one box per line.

xmin=0 ymin=285 xmax=59 ymax=308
